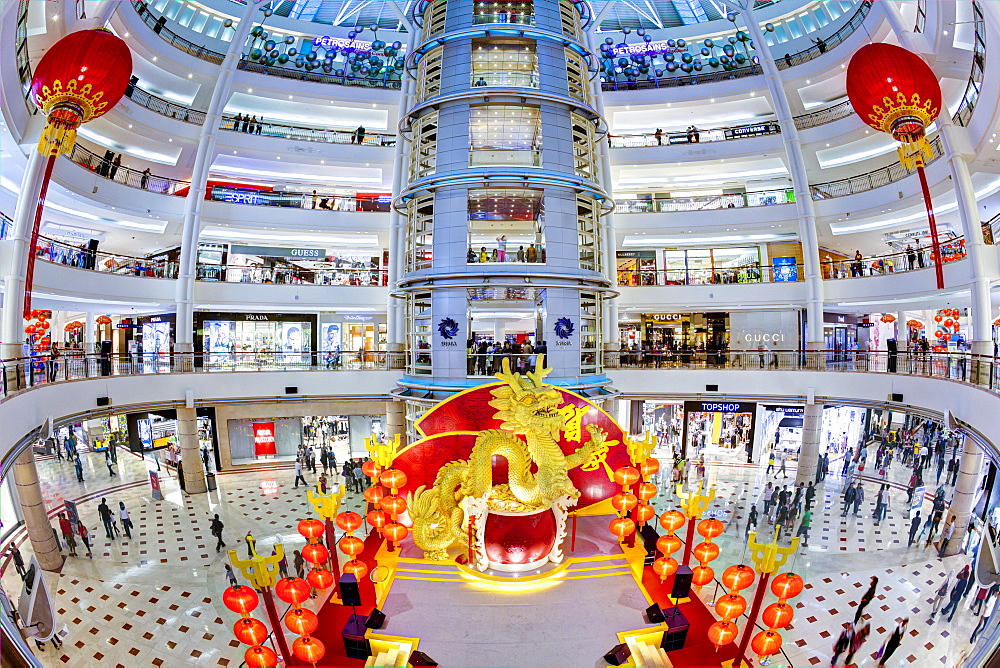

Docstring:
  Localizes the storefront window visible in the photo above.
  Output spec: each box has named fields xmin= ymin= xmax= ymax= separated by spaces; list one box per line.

xmin=220 ymin=244 xmax=384 ymax=286
xmin=226 ymin=414 xmax=380 ymax=466
xmin=200 ymin=314 xmax=315 ymax=367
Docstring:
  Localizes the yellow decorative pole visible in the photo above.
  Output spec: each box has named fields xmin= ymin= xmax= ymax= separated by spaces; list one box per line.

xmin=676 ymin=479 xmax=715 ymax=564
xmin=229 ymin=543 xmax=291 ymax=663
xmin=733 ymin=530 xmax=799 ymax=667
xmin=307 ymin=481 xmax=345 ymax=599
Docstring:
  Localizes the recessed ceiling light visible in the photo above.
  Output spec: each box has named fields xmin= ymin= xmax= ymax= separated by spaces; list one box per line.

xmin=188 ymin=73 xmax=193 ymax=78
xmin=248 ymin=88 xmax=253 ymax=93
xmin=152 ymin=56 xmax=157 ymax=61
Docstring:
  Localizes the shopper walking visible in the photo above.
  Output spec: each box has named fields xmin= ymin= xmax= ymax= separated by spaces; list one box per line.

xmin=908 ymin=512 xmax=921 ymax=547
xmin=58 ymin=513 xmax=76 ymax=556
xmin=210 ymin=514 xmax=225 ymax=552
xmin=971 ymin=596 xmax=997 ymax=643
xmin=795 ymin=508 xmax=812 ymax=547
xmin=842 ymin=483 xmax=856 ymax=517
xmin=928 ymin=570 xmax=953 ymax=621
xmin=876 ymin=619 xmax=907 ymax=667
xmin=225 ymin=564 xmax=239 ymax=588
xmin=104 ymin=449 xmax=117 ymax=477
xmin=940 ymin=567 xmax=970 ymax=622
xmin=830 ymin=622 xmax=854 ymax=666
xmin=293 ymin=549 xmax=305 ymax=578
xmin=855 ymin=576 xmax=878 ymax=623
xmin=776 ymin=453 xmax=788 ymax=479
xmin=97 ymin=498 xmax=115 ymax=540
xmin=938 ymin=515 xmax=956 ymax=558
xmin=844 ymin=622 xmax=870 ymax=665
xmin=117 ymin=502 xmax=133 ymax=539
xmin=245 ymin=531 xmax=256 ymax=558
xmin=78 ymin=524 xmax=93 ymax=558
xmin=293 ymin=458 xmax=308 ymax=488
xmin=74 ymin=455 xmax=84 ymax=482
xmin=852 ymin=484 xmax=865 ymax=516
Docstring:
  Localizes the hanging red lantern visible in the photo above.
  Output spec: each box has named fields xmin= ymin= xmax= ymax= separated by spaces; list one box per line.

xmin=722 ymin=564 xmax=756 ymax=591
xmin=297 ymin=518 xmax=325 ymax=540
xmin=336 ymin=511 xmax=363 ymax=532
xmin=943 ymin=318 xmax=954 ymax=328
xmin=762 ymin=602 xmax=795 ymax=629
xmin=751 ymin=630 xmax=782 ymax=658
xmin=301 ymin=543 xmax=329 ymax=565
xmin=244 ymin=644 xmax=278 ymax=668
xmin=24 ymin=325 xmax=36 ymax=335
xmin=379 ymin=468 xmax=407 ymax=491
xmin=284 ymin=607 xmax=319 ymax=635
xmin=233 ymin=618 xmax=268 ymax=646
xmin=306 ymin=567 xmax=334 ymax=590
xmin=362 ymin=460 xmax=381 ymax=478
xmin=693 ymin=542 xmax=720 ymax=563
xmin=31 ymin=29 xmax=133 ymax=156
xmin=652 ymin=556 xmax=678 ymax=581
xmin=715 ymin=593 xmax=747 ymax=620
xmin=879 ymin=314 xmax=897 ymax=323
xmin=611 ymin=492 xmax=638 ymax=513
xmin=691 ymin=565 xmax=714 ymax=586
xmin=697 ymin=518 xmax=724 ymax=539
xmin=935 ymin=330 xmax=944 ymax=338
xmin=364 ymin=484 xmax=387 ymax=505
xmin=707 ymin=620 xmax=738 ymax=648
xmin=770 ymin=572 xmax=805 ymax=600
xmin=612 ymin=466 xmax=640 ymax=488
xmin=634 ymin=503 xmax=656 ymax=524
xmin=344 ymin=559 xmax=368 ymax=579
xmin=381 ymin=495 xmax=407 ymax=516
xmin=384 ymin=522 xmax=409 ymax=543
xmin=609 ymin=517 xmax=636 ymax=540
xmin=934 ymin=314 xmax=944 ymax=323
xmin=292 ymin=635 xmax=326 ymax=664
xmin=96 ymin=315 xmax=112 ymax=325
xmin=222 ymin=585 xmax=259 ymax=615
xmin=274 ymin=577 xmax=311 ymax=606
xmin=639 ymin=457 xmax=660 ymax=477
xmin=659 ymin=510 xmax=686 ymax=532
xmin=656 ymin=534 xmax=682 ymax=555
xmin=339 ymin=535 xmax=365 ymax=557
xmin=636 ymin=482 xmax=658 ymax=501
xmin=366 ymin=508 xmax=388 ymax=529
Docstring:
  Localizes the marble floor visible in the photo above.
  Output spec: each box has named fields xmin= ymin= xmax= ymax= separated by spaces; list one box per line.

xmin=0 ymin=441 xmax=992 ymax=667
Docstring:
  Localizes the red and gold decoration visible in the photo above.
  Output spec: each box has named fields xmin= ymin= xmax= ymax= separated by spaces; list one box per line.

xmin=275 ymin=575 xmax=326 ymax=667
xmin=297 ymin=518 xmax=335 ymax=592
xmin=653 ymin=509 xmax=686 ymax=583
xmin=228 ymin=544 xmax=291 ymax=663
xmin=609 ymin=464 xmax=639 ymax=543
xmin=691 ymin=518 xmax=724 ymax=586
xmin=222 ymin=584 xmax=275 ymax=667
xmin=305 ymin=482 xmax=345 ymax=598
xmin=847 ymin=43 xmax=945 ymax=289
xmin=23 ymin=30 xmax=132 ymax=319
xmin=879 ymin=313 xmax=897 ymax=324
xmin=379 ymin=467 xmax=410 ymax=551
xmin=676 ymin=480 xmax=716 ymax=565
xmin=23 ymin=310 xmax=52 ymax=352
xmin=336 ymin=511 xmax=368 ymax=579
xmin=933 ymin=308 xmax=962 ymax=344
xmin=751 ymin=572 xmax=804 ymax=664
xmin=708 ymin=564 xmax=756 ymax=651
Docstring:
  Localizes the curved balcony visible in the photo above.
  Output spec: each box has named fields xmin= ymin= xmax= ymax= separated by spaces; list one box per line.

xmin=600 ymin=1 xmax=873 ymax=91
xmin=609 ymin=121 xmax=779 ymax=148
xmin=123 ymin=84 xmax=398 ymax=146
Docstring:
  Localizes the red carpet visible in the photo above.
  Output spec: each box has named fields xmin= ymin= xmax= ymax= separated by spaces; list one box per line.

xmin=640 ymin=563 xmax=741 ymax=667
xmin=307 ymin=531 xmax=383 ymax=667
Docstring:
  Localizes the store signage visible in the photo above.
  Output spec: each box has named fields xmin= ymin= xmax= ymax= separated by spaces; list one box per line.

xmin=668 ymin=135 xmax=691 ymax=145
xmin=858 ymin=322 xmax=875 ymax=328
xmin=646 ymin=313 xmax=686 ymax=322
xmin=437 ymin=318 xmax=459 ymax=343
xmin=684 ymin=400 xmax=756 ymax=413
xmin=738 ymin=331 xmax=786 ymax=344
xmin=115 ymin=323 xmax=140 ymax=329
xmin=230 ymin=245 xmax=327 ymax=259
xmin=616 ymin=250 xmax=656 ymax=259
xmin=148 ymin=471 xmax=162 ymax=501
xmin=244 ymin=314 xmax=270 ymax=321
xmin=221 ymin=191 xmax=261 ymax=205
xmin=312 ymin=36 xmax=374 ymax=53
xmin=554 ymin=317 xmax=575 ymax=343
xmin=764 ymin=405 xmax=804 ymax=414
xmin=772 ymin=256 xmax=798 ymax=282
xmin=343 ymin=314 xmax=374 ymax=322
xmin=252 ymin=422 xmax=277 ymax=456
xmin=728 ymin=124 xmax=775 ymax=138
xmin=608 ymin=41 xmax=689 ymax=58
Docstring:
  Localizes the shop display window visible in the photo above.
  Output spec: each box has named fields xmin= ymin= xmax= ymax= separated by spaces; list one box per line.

xmin=203 ymin=320 xmax=313 ymax=367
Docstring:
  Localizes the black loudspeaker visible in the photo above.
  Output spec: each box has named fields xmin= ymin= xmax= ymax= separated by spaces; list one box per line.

xmin=409 ymin=650 xmax=439 ymax=666
xmin=891 ymin=393 xmax=904 ymax=403
xmin=645 ymin=602 xmax=665 ymax=623
xmin=96 ymin=397 xmax=111 ymax=406
xmin=339 ymin=573 xmax=362 ymax=607
xmin=284 ymin=386 xmax=298 ymax=395
xmin=603 ymin=643 xmax=631 ymax=666
xmin=660 ymin=608 xmax=690 ymax=652
xmin=670 ymin=565 xmax=693 ymax=600
xmin=706 ymin=384 xmax=719 ymax=392
xmin=364 ymin=608 xmax=386 ymax=629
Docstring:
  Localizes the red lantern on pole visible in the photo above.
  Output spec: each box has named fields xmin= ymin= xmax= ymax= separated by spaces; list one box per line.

xmin=306 ymin=567 xmax=334 ymax=590
xmin=762 ymin=602 xmax=795 ymax=629
xmin=297 ymin=519 xmax=325 ymax=540
xmin=707 ymin=620 xmax=738 ymax=648
xmin=364 ymin=484 xmax=387 ymax=506
xmin=751 ymin=630 xmax=782 ymax=658
xmin=244 ymin=644 xmax=278 ymax=668
xmin=338 ymin=535 xmax=365 ymax=557
xmin=274 ymin=577 xmax=311 ymax=606
xmin=233 ymin=618 xmax=268 ymax=646
xmin=381 ymin=495 xmax=407 ymax=517
xmin=634 ymin=503 xmax=656 ymax=524
xmin=612 ymin=466 xmax=640 ymax=489
xmin=301 ymin=543 xmax=329 ymax=565
xmin=639 ymin=457 xmax=660 ymax=478
xmin=652 ymin=556 xmax=678 ymax=582
xmin=223 ymin=585 xmax=260 ymax=615
xmin=770 ymin=572 xmax=805 ymax=600
xmin=284 ymin=607 xmax=319 ymax=635
xmin=336 ymin=512 xmax=363 ymax=532
xmin=383 ymin=522 xmax=409 ymax=543
xmin=847 ymin=43 xmax=945 ymax=289
xmin=659 ymin=510 xmax=686 ymax=533
xmin=609 ymin=516 xmax=636 ymax=540
xmin=715 ymin=593 xmax=747 ymax=620
xmin=379 ymin=468 xmax=407 ymax=491
xmin=611 ymin=492 xmax=638 ymax=513
xmin=691 ymin=565 xmax=714 ymax=586
xmin=344 ymin=559 xmax=368 ymax=579
xmin=366 ymin=509 xmax=388 ymax=530
xmin=292 ymin=635 xmax=326 ymax=664
xmin=722 ymin=564 xmax=756 ymax=591
xmin=656 ymin=534 xmax=682 ymax=556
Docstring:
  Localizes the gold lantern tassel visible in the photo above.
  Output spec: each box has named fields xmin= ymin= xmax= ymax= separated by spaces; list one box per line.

xmin=37 ymin=108 xmax=83 ymax=157
xmin=897 ymin=135 xmax=934 ymax=170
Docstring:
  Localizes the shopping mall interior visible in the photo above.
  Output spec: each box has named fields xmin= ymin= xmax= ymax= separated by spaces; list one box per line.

xmin=1 ymin=0 xmax=999 ymax=666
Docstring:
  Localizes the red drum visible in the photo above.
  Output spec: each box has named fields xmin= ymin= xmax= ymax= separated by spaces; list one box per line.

xmin=483 ymin=508 xmax=556 ymax=570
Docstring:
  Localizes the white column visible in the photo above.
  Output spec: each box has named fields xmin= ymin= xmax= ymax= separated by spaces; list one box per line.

xmin=13 ymin=450 xmax=63 ymax=571
xmin=0 ymin=149 xmax=47 ymax=363
xmin=85 ymin=312 xmax=97 ymax=353
xmin=177 ymin=407 xmax=207 ymax=494
xmin=174 ymin=1 xmax=263 ymax=364
xmin=740 ymin=8 xmax=825 ymax=349
xmin=945 ymin=436 xmax=985 ymax=556
xmin=796 ymin=403 xmax=822 ymax=484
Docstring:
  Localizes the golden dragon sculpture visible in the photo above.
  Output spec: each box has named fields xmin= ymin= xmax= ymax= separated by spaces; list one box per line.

xmin=407 ymin=356 xmax=610 ymax=561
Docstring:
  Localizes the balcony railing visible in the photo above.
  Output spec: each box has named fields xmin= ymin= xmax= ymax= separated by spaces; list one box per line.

xmin=809 ymin=135 xmax=944 ymax=199
xmin=609 ymin=122 xmax=779 ymax=148
xmin=471 ymin=72 xmax=539 ymax=88
xmin=200 ymin=265 xmax=387 ymax=286
xmin=34 ymin=235 xmax=179 ymax=278
xmin=615 ymin=189 xmax=793 ymax=213
xmin=617 ymin=263 xmax=800 ymax=286
xmin=69 ymin=143 xmax=189 ymax=195
xmin=792 ymin=100 xmax=854 ymax=131
xmin=469 ymin=148 xmax=541 ymax=167
xmin=952 ymin=1 xmax=985 ymax=128
xmin=472 ymin=13 xmax=534 ymax=25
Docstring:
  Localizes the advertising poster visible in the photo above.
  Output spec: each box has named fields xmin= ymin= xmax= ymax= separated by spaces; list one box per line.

xmin=772 ymin=256 xmax=799 ymax=282
xmin=204 ymin=320 xmax=233 ymax=364
xmin=282 ymin=322 xmax=304 ymax=362
xmin=321 ymin=323 xmax=341 ymax=367
xmin=252 ymin=422 xmax=277 ymax=456
xmin=149 ymin=471 xmax=162 ymax=501
xmin=63 ymin=500 xmax=80 ymax=533
xmin=142 ymin=322 xmax=170 ymax=361
xmin=137 ymin=419 xmax=153 ymax=450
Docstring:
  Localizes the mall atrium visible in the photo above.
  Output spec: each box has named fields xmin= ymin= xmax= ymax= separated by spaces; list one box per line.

xmin=1 ymin=0 xmax=999 ymax=666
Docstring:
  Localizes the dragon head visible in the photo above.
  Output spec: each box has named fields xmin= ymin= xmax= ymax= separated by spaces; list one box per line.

xmin=488 ymin=356 xmax=565 ymax=437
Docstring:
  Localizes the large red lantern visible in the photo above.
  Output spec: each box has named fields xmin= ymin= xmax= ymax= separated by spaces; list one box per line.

xmin=611 ymin=492 xmax=638 ymax=513
xmin=751 ymin=630 xmax=782 ymax=658
xmin=344 ymin=559 xmax=368 ymax=579
xmin=233 ymin=618 xmax=268 ymax=646
xmin=285 ymin=607 xmax=319 ymax=635
xmin=222 ymin=585 xmax=259 ymax=615
xmin=362 ymin=460 xmax=381 ymax=478
xmin=770 ymin=572 xmax=804 ymax=600
xmin=297 ymin=519 xmax=325 ymax=540
xmin=652 ymin=556 xmax=678 ymax=582
xmin=367 ymin=509 xmax=388 ymax=529
xmin=847 ymin=43 xmax=944 ymax=289
xmin=292 ymin=635 xmax=326 ymax=664
xmin=722 ymin=564 xmax=756 ymax=591
xmin=693 ymin=542 xmax=720 ymax=564
xmin=274 ymin=577 xmax=311 ymax=606
xmin=306 ymin=567 xmax=334 ymax=590
xmin=656 ymin=534 xmax=682 ymax=556
xmin=636 ymin=482 xmax=658 ymax=501
xmin=336 ymin=512 xmax=363 ymax=532
xmin=381 ymin=495 xmax=407 ymax=516
xmin=697 ymin=518 xmax=724 ymax=539
xmin=244 ymin=645 xmax=278 ymax=668
xmin=634 ymin=503 xmax=656 ymax=524
xmin=301 ymin=543 xmax=329 ymax=565
xmin=707 ymin=620 xmax=738 ymax=648
xmin=384 ymin=522 xmax=409 ymax=543
xmin=715 ymin=593 xmax=747 ymax=620
xmin=639 ymin=457 xmax=660 ymax=477
xmin=364 ymin=484 xmax=387 ymax=505
xmin=339 ymin=535 xmax=365 ymax=557
xmin=762 ymin=602 xmax=795 ymax=629
xmin=379 ymin=468 xmax=407 ymax=491
xmin=609 ymin=517 xmax=636 ymax=540
xmin=612 ymin=466 xmax=640 ymax=488
xmin=659 ymin=510 xmax=686 ymax=533
xmin=691 ymin=565 xmax=714 ymax=586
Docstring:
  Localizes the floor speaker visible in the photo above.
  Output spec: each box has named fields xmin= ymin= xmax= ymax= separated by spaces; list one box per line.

xmin=409 ymin=649 xmax=439 ymax=666
xmin=365 ymin=608 xmax=386 ymax=629
xmin=603 ymin=642 xmax=631 ymax=666
xmin=645 ymin=602 xmax=665 ymax=623
xmin=660 ymin=608 xmax=690 ymax=652
xmin=339 ymin=573 xmax=361 ymax=607
xmin=670 ymin=564 xmax=693 ymax=600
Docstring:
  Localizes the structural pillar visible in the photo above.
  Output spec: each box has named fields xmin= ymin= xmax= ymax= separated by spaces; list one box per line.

xmin=177 ymin=407 xmax=207 ymax=494
xmin=385 ymin=400 xmax=407 ymax=448
xmin=739 ymin=5 xmax=825 ymax=352
xmin=945 ymin=436 xmax=985 ymax=556
xmin=173 ymin=0 xmax=262 ymax=369
xmin=796 ymin=403 xmax=822 ymax=484
xmin=12 ymin=450 xmax=63 ymax=571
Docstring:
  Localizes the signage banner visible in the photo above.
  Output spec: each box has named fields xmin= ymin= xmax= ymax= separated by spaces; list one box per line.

xmin=763 ymin=405 xmax=805 ymax=414
xmin=230 ymin=245 xmax=326 ymax=259
xmin=252 ymin=422 xmax=277 ymax=456
xmin=63 ymin=500 xmax=80 ymax=533
xmin=684 ymin=400 xmax=757 ymax=414
xmin=149 ymin=471 xmax=163 ymax=501
xmin=909 ymin=485 xmax=925 ymax=517
xmin=644 ymin=313 xmax=687 ymax=323
xmin=772 ymin=256 xmax=799 ymax=282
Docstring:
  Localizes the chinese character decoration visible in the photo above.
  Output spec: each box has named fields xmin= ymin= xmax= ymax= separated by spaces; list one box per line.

xmin=653 ymin=510 xmax=686 ymax=582
xmin=708 ymin=564 xmax=756 ymax=651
